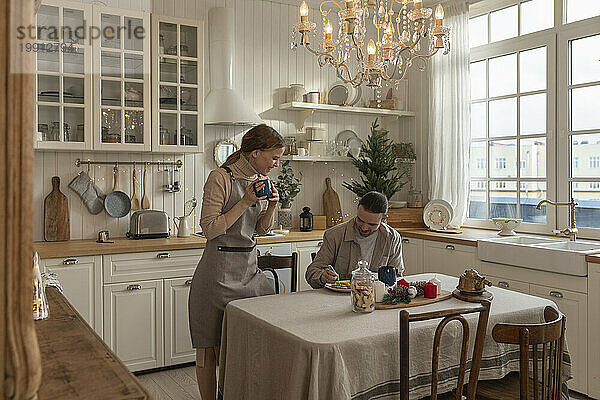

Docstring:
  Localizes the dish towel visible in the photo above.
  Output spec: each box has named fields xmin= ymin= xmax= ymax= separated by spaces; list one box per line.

xmin=69 ymin=171 xmax=106 ymax=215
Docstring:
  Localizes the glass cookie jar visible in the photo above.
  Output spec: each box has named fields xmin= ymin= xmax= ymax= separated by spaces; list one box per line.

xmin=351 ymin=260 xmax=376 ymax=313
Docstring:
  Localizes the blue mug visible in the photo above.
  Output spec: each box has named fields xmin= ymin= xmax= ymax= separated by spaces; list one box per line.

xmin=378 ymin=266 xmax=398 ymax=286
xmin=253 ymin=179 xmax=273 ymax=198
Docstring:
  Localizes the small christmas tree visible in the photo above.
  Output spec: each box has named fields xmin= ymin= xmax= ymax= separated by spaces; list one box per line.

xmin=274 ymin=160 xmax=302 ymax=209
xmin=343 ymin=119 xmax=412 ymax=199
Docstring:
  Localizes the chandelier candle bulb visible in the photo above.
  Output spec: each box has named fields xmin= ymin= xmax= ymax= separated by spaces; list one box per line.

xmin=367 ymin=39 xmax=376 ymax=63
xmin=435 ymin=4 xmax=444 ymax=22
xmin=300 ymin=1 xmax=308 ymax=21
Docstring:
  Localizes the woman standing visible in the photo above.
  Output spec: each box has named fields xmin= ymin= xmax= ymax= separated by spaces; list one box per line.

xmin=189 ymin=124 xmax=285 ymax=399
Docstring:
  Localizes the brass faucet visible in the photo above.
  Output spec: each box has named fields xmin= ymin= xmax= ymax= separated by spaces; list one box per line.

xmin=536 ymin=199 xmax=579 ymax=241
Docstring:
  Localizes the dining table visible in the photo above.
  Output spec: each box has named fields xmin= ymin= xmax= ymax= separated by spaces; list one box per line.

xmin=217 ymin=273 xmax=572 ymax=400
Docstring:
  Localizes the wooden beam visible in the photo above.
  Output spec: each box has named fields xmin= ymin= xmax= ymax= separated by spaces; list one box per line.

xmin=1 ymin=0 xmax=41 ymax=399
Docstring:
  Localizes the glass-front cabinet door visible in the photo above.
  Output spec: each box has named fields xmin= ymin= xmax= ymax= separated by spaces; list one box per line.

xmin=35 ymin=1 xmax=92 ymax=150
xmin=151 ymin=15 xmax=203 ymax=153
xmin=93 ymin=7 xmax=150 ymax=151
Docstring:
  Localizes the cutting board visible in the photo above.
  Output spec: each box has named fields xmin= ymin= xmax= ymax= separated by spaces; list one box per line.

xmin=44 ymin=176 xmax=70 ymax=241
xmin=323 ymin=177 xmax=343 ymax=228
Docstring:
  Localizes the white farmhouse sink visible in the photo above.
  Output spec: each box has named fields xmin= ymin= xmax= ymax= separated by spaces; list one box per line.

xmin=536 ymin=241 xmax=600 ymax=252
xmin=477 ymin=236 xmax=600 ymax=277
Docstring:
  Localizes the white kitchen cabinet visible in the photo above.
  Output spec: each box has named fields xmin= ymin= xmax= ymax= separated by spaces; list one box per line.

xmin=34 ymin=0 xmax=93 ymax=150
xmin=588 ymin=263 xmax=600 ymax=398
xmin=103 ymin=279 xmax=163 ymax=372
xmin=293 ymin=240 xmax=323 ymax=291
xmin=41 ymin=255 xmax=103 ymax=335
xmin=164 ymin=277 xmax=194 ymax=366
xmin=423 ymin=240 xmax=479 ymax=278
xmin=151 ymin=15 xmax=204 ymax=153
xmin=485 ymin=274 xmax=530 ymax=294
xmin=530 ymin=283 xmax=588 ymax=394
xmin=92 ymin=6 xmax=151 ymax=151
xmin=400 ymin=237 xmax=423 ymax=276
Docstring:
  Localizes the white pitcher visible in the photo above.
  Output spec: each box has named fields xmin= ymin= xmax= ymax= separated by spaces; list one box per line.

xmin=174 ymin=215 xmax=192 ymax=237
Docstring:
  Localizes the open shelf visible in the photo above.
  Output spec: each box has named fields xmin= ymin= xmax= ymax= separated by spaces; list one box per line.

xmin=281 ymin=155 xmax=352 ymax=162
xmin=279 ymin=101 xmax=415 ymax=129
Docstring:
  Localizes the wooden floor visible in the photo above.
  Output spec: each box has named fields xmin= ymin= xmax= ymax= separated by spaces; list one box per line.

xmin=136 ymin=365 xmax=591 ymax=400
xmin=136 ymin=366 xmax=201 ymax=400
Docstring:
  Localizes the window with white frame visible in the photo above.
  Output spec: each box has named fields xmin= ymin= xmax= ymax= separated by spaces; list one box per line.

xmin=468 ymin=0 xmax=600 ymax=236
xmin=565 ymin=29 xmax=600 ymax=229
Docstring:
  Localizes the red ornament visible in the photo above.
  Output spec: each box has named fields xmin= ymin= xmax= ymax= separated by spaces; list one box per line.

xmin=424 ymin=282 xmax=437 ymax=299
xmin=397 ymin=278 xmax=410 ymax=287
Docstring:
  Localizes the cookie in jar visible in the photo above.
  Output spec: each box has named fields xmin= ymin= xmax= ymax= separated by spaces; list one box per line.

xmin=351 ymin=260 xmax=375 ymax=313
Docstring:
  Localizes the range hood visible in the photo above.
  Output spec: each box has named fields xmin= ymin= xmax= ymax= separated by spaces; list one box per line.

xmin=205 ymin=8 xmax=262 ymax=126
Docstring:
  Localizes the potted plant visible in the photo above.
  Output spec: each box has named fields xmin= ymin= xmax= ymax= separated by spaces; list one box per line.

xmin=343 ymin=119 xmax=413 ymax=199
xmin=273 ymin=160 xmax=302 ymax=229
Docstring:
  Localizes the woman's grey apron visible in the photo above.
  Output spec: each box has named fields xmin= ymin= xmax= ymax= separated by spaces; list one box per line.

xmin=189 ymin=166 xmax=274 ymax=348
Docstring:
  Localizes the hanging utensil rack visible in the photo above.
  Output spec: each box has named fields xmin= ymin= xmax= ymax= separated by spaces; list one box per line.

xmin=75 ymin=158 xmax=184 ymax=169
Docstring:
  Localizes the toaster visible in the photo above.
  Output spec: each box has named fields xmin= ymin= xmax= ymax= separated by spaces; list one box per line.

xmin=127 ymin=210 xmax=170 ymax=239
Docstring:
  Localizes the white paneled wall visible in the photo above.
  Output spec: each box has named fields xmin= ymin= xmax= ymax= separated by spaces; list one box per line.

xmin=33 ymin=0 xmax=429 ymax=241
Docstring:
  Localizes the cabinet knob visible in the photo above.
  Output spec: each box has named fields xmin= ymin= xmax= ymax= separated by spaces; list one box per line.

xmin=126 ymin=284 xmax=142 ymax=291
xmin=445 ymin=244 xmax=455 ymax=250
xmin=498 ymin=281 xmax=510 ymax=289
xmin=185 ymin=279 xmax=192 ymax=286
xmin=402 ymin=238 xmax=409 ymax=244
xmin=62 ymin=258 xmax=79 ymax=265
xmin=317 ymin=241 xmax=323 ymax=246
xmin=265 ymin=250 xmax=273 ymax=256
xmin=549 ymin=291 xmax=563 ymax=299
xmin=157 ymin=252 xmax=171 ymax=259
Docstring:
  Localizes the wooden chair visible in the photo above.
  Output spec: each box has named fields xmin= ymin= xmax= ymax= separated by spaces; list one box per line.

xmin=476 ymin=306 xmax=566 ymax=400
xmin=257 ymin=252 xmax=298 ymax=294
xmin=399 ymin=300 xmax=491 ymax=400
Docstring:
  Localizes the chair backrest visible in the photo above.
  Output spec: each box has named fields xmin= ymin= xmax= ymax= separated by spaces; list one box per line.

xmin=257 ymin=252 xmax=298 ymax=293
xmin=491 ymin=306 xmax=566 ymax=400
xmin=399 ymin=300 xmax=491 ymax=400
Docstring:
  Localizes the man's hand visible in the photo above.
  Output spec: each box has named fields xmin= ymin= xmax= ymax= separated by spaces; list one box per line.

xmin=320 ymin=267 xmax=339 ymax=284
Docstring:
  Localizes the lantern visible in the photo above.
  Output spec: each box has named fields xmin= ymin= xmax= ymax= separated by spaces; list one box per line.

xmin=299 ymin=206 xmax=313 ymax=232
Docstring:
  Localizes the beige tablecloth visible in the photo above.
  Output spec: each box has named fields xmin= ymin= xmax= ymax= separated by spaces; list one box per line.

xmin=218 ymin=273 xmax=572 ymax=400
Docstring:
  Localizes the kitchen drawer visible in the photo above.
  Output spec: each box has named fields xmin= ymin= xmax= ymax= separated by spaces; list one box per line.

xmin=103 ymin=249 xmax=202 ymax=283
xmin=485 ymin=274 xmax=529 ymax=294
xmin=423 ymin=240 xmax=479 ymax=277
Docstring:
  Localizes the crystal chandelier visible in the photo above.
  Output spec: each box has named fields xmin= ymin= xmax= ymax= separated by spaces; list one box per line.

xmin=290 ymin=0 xmax=450 ymax=88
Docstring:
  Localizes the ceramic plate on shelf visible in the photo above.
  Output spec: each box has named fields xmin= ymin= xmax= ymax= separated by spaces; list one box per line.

xmin=423 ymin=199 xmax=453 ymax=231
xmin=325 ymin=280 xmax=352 ymax=293
xmin=347 ymin=85 xmax=362 ymax=106
xmin=336 ymin=129 xmax=359 ymax=146
xmin=328 ymin=82 xmax=349 ymax=106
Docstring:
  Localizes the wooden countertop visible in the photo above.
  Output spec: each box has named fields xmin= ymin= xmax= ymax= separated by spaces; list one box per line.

xmin=33 ymin=230 xmax=327 ymax=259
xmin=36 ymin=287 xmax=150 ymax=400
xmin=398 ymin=227 xmax=500 ymax=246
xmin=587 ymin=254 xmax=600 ymax=264
xmin=33 ymin=227 xmax=600 ymax=262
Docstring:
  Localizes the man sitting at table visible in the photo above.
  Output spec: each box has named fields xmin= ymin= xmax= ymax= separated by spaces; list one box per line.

xmin=305 ymin=191 xmax=404 ymax=288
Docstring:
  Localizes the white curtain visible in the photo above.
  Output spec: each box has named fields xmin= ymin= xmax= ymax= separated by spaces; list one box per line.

xmin=428 ymin=0 xmax=471 ymax=228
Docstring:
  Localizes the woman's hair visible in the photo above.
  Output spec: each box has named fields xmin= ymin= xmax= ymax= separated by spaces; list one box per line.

xmin=222 ymin=124 xmax=285 ymax=167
